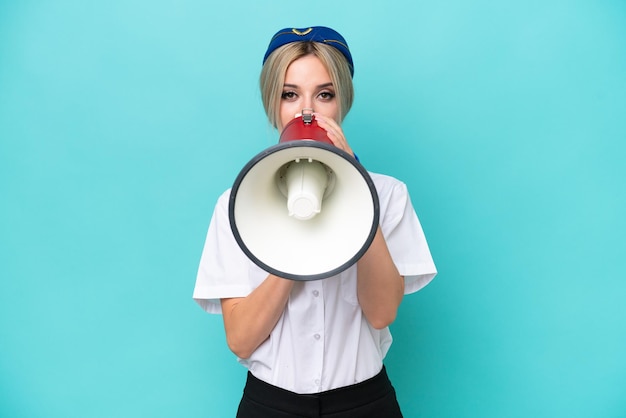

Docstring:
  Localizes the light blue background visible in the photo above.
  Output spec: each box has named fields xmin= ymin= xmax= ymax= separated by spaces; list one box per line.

xmin=1 ymin=1 xmax=625 ymax=417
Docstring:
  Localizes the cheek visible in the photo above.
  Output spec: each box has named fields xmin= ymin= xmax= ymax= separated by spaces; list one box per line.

xmin=278 ymin=108 xmax=292 ymax=130
xmin=279 ymin=102 xmax=299 ymax=129
xmin=316 ymin=102 xmax=340 ymax=123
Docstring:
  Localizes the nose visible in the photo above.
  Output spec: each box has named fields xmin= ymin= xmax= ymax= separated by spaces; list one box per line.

xmin=302 ymin=95 xmax=314 ymax=111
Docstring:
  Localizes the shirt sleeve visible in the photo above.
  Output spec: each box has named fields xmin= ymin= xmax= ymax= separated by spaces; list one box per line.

xmin=375 ymin=175 xmax=437 ymax=295
xmin=192 ymin=190 xmax=263 ymax=314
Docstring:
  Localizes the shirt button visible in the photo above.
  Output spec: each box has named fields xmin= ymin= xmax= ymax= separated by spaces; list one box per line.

xmin=312 ymin=290 xmax=319 ymax=297
xmin=314 ymin=334 xmax=321 ymax=340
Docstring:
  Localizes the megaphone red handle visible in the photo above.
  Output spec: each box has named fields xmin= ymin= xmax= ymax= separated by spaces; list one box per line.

xmin=279 ymin=115 xmax=333 ymax=145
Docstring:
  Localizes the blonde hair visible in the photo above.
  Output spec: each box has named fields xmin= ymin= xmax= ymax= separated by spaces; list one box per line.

xmin=260 ymin=42 xmax=354 ymax=130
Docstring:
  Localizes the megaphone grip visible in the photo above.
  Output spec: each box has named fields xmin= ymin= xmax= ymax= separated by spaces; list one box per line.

xmin=285 ymin=160 xmax=328 ymax=220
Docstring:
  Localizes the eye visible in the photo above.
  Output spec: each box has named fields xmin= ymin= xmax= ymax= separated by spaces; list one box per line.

xmin=318 ymin=91 xmax=336 ymax=101
xmin=281 ymin=91 xmax=297 ymax=101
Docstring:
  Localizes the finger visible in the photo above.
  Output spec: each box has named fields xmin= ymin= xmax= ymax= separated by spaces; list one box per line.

xmin=316 ymin=118 xmax=353 ymax=155
xmin=317 ymin=119 xmax=344 ymax=146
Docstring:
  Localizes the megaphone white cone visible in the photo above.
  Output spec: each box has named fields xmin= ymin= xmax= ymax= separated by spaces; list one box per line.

xmin=229 ymin=142 xmax=379 ymax=281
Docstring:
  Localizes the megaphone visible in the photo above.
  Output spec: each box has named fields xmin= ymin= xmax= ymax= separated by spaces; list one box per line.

xmin=228 ymin=111 xmax=380 ymax=281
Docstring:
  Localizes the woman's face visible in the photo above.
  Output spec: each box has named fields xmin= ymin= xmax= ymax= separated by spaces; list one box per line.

xmin=279 ymin=54 xmax=339 ymax=131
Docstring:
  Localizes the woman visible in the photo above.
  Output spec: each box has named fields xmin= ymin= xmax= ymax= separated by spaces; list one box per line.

xmin=193 ymin=26 xmax=437 ymax=418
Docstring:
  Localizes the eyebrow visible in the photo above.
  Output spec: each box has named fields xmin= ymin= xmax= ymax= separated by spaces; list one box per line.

xmin=283 ymin=82 xmax=334 ymax=89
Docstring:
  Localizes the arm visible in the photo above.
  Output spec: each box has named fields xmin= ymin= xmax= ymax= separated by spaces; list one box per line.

xmin=313 ymin=114 xmax=404 ymax=329
xmin=220 ymin=275 xmax=294 ymax=359
xmin=357 ymin=228 xmax=405 ymax=329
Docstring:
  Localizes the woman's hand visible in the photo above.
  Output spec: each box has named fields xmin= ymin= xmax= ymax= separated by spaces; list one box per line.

xmin=313 ymin=113 xmax=354 ymax=157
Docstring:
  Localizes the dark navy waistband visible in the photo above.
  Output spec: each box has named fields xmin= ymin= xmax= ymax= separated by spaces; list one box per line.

xmin=243 ymin=366 xmax=395 ymax=415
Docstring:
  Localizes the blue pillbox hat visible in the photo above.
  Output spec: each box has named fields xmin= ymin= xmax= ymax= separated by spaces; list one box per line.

xmin=262 ymin=26 xmax=354 ymax=77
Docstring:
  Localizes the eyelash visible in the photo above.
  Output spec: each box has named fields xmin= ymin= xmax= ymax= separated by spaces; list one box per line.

xmin=281 ymin=91 xmax=336 ymax=101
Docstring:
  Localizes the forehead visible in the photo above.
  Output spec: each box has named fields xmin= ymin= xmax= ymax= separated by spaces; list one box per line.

xmin=284 ymin=55 xmax=331 ymax=82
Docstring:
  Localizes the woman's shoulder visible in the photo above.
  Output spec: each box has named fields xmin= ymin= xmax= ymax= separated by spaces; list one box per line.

xmin=214 ymin=188 xmax=233 ymax=206
xmin=368 ymin=172 xmax=408 ymax=194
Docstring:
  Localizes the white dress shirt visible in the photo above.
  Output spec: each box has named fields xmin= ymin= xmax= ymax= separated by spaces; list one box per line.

xmin=193 ymin=172 xmax=437 ymax=394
